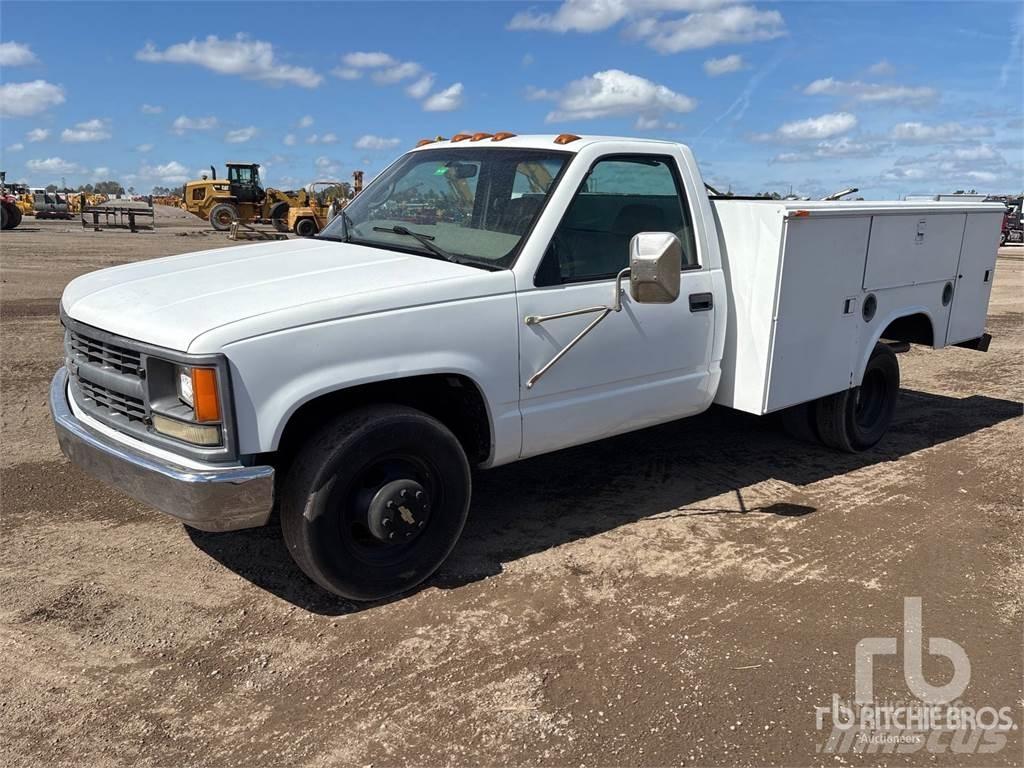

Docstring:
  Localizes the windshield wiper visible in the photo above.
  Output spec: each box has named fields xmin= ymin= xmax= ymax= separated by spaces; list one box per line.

xmin=315 ymin=209 xmax=355 ymax=243
xmin=372 ymin=225 xmax=461 ymax=264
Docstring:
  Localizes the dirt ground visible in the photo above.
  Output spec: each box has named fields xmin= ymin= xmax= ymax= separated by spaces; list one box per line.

xmin=1 ymin=209 xmax=1022 ymax=768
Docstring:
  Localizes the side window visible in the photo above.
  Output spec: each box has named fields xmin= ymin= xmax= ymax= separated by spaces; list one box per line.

xmin=538 ymin=156 xmax=698 ymax=285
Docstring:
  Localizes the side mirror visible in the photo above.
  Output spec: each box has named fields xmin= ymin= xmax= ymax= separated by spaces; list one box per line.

xmin=628 ymin=232 xmax=682 ymax=303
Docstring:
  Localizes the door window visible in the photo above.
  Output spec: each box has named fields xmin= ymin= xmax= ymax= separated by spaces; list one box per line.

xmin=537 ymin=156 xmax=698 ymax=285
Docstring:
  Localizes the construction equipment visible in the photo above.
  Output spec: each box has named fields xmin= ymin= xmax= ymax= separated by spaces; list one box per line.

xmin=81 ymin=203 xmax=154 ymax=233
xmin=181 ymin=162 xmax=305 ymax=232
xmin=0 ymin=171 xmax=24 ymax=230
xmin=285 ymin=171 xmax=366 ymax=237
xmin=229 ymin=220 xmax=289 ymax=242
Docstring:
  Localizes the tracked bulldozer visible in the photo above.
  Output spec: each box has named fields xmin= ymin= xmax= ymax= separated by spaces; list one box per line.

xmin=181 ymin=162 xmax=304 ymax=232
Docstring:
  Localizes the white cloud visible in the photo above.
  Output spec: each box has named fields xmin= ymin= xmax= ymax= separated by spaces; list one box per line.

xmin=508 ymin=0 xmax=729 ymax=34
xmin=406 ymin=75 xmax=435 ymax=99
xmin=882 ymin=167 xmax=926 ymax=181
xmin=138 ymin=160 xmax=191 ymax=184
xmin=171 ymin=115 xmax=218 ymax=135
xmin=949 ymin=144 xmax=998 ymax=161
xmin=804 ymin=77 xmax=937 ymax=105
xmin=758 ymin=112 xmax=858 ymax=141
xmin=0 ymin=42 xmax=37 ymax=67
xmin=298 ymin=115 xmax=314 ymax=128
xmin=136 ymin=144 xmax=153 ymax=153
xmin=225 ymin=126 xmax=258 ymax=143
xmin=283 ymin=133 xmax=297 ymax=146
xmin=372 ymin=61 xmax=422 ymax=84
xmin=342 ymin=51 xmax=397 ymax=68
xmin=305 ymin=133 xmax=339 ymax=145
xmin=314 ymin=155 xmax=342 ymax=176
xmin=544 ymin=69 xmax=695 ymax=122
xmin=93 ymin=166 xmax=111 ymax=177
xmin=6 ymin=143 xmax=25 ymax=153
xmin=771 ymin=137 xmax=879 ymax=162
xmin=0 ymin=80 xmax=66 ymax=117
xmin=525 ymin=85 xmax=560 ymax=101
xmin=867 ymin=59 xmax=894 ymax=76
xmin=634 ymin=115 xmax=679 ymax=131
xmin=703 ymin=54 xmax=744 ymax=77
xmin=136 ymin=35 xmax=321 ymax=88
xmin=889 ymin=121 xmax=992 ymax=142
xmin=638 ymin=5 xmax=786 ymax=53
xmin=26 ymin=128 xmax=50 ymax=143
xmin=331 ymin=67 xmax=362 ymax=80
xmin=355 ymin=135 xmax=401 ymax=150
xmin=27 ymin=157 xmax=84 ymax=175
xmin=423 ymin=82 xmax=464 ymax=112
xmin=141 ymin=103 xmax=163 ymax=114
xmin=61 ymin=118 xmax=112 ymax=143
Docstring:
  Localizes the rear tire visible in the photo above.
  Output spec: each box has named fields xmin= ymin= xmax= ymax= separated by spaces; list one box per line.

xmin=281 ymin=404 xmax=471 ymax=601
xmin=7 ymin=206 xmax=22 ymax=229
xmin=209 ymin=203 xmax=238 ymax=231
xmin=0 ymin=204 xmax=9 ymax=230
xmin=815 ymin=343 xmax=900 ymax=452
xmin=295 ymin=217 xmax=317 ymax=237
xmin=1000 ymin=231 xmax=1008 ymax=247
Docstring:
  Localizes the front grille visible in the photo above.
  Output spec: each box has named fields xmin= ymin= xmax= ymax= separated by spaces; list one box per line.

xmin=68 ymin=329 xmax=142 ymax=376
xmin=66 ymin=327 xmax=148 ymax=428
xmin=76 ymin=378 xmax=147 ymax=422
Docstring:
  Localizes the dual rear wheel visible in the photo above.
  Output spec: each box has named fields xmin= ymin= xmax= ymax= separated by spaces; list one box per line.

xmin=780 ymin=342 xmax=900 ymax=452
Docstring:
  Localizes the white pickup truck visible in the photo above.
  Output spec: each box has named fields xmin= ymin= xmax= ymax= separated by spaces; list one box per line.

xmin=50 ymin=133 xmax=1003 ymax=600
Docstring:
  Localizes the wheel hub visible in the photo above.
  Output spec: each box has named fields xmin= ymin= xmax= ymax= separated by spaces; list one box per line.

xmin=366 ymin=479 xmax=430 ymax=543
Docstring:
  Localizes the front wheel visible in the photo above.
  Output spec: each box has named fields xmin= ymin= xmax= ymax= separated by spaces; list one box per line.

xmin=209 ymin=202 xmax=239 ymax=231
xmin=281 ymin=404 xmax=471 ymax=601
xmin=816 ymin=343 xmax=900 ymax=452
xmin=294 ymin=217 xmax=318 ymax=237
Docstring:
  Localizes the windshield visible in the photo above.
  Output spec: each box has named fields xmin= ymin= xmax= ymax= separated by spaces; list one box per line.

xmin=320 ymin=147 xmax=571 ymax=269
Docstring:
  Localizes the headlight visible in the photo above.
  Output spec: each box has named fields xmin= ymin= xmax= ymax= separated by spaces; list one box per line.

xmin=151 ymin=363 xmax=224 ymax=446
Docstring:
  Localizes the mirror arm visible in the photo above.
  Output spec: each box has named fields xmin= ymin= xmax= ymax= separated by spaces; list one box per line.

xmin=524 ymin=268 xmax=630 ymax=389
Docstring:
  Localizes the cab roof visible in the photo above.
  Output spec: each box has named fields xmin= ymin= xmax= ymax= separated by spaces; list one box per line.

xmin=407 ymin=134 xmax=684 ymax=153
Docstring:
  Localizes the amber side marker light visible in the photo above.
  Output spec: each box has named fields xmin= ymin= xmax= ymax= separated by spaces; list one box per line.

xmin=191 ymin=367 xmax=221 ymax=422
xmin=554 ymin=133 xmax=581 ymax=145
xmin=415 ymin=136 xmax=447 ymax=147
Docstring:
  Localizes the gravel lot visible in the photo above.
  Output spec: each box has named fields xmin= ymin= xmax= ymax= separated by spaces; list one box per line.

xmin=1 ymin=208 xmax=1021 ymax=767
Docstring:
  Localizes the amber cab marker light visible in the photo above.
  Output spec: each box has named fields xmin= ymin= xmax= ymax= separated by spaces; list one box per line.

xmin=191 ymin=367 xmax=221 ymax=422
xmin=792 ymin=210 xmax=811 ymax=218
xmin=415 ymin=138 xmax=434 ymax=147
xmin=492 ymin=132 xmax=517 ymax=141
xmin=470 ymin=132 xmax=493 ymax=141
xmin=451 ymin=133 xmax=472 ymax=142
xmin=554 ymin=133 xmax=581 ymax=145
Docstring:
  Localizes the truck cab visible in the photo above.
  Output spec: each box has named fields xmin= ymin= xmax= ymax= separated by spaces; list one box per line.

xmin=49 ymin=134 xmax=1001 ymax=602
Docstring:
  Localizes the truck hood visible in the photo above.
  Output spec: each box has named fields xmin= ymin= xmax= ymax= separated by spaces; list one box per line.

xmin=62 ymin=238 xmax=512 ymax=352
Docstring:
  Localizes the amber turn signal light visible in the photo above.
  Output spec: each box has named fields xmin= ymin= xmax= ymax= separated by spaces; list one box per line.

xmin=191 ymin=367 xmax=221 ymax=422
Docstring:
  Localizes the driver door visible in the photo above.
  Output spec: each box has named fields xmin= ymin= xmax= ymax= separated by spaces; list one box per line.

xmin=517 ymin=154 xmax=716 ymax=458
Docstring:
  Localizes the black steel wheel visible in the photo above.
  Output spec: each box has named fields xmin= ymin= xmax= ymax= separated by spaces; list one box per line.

xmin=816 ymin=343 xmax=900 ymax=452
xmin=281 ymin=404 xmax=471 ymax=601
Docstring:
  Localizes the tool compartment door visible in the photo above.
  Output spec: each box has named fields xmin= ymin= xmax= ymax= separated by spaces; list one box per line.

xmin=946 ymin=212 xmax=1001 ymax=344
xmin=863 ymin=213 xmax=965 ymax=290
xmin=764 ymin=215 xmax=870 ymax=412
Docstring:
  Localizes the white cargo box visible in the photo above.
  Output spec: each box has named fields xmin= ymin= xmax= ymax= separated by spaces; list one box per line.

xmin=710 ymin=199 xmax=1003 ymax=416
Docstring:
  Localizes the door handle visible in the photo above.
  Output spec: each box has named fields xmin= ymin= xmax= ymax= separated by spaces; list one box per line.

xmin=689 ymin=292 xmax=713 ymax=312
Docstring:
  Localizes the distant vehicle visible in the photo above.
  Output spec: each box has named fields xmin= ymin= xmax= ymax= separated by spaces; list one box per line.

xmin=1000 ymin=196 xmax=1023 ymax=246
xmin=0 ymin=171 xmax=24 ymax=230
xmin=181 ymin=162 xmax=303 ymax=232
xmin=51 ymin=133 xmax=1003 ymax=600
xmin=905 ymin=193 xmax=990 ymax=203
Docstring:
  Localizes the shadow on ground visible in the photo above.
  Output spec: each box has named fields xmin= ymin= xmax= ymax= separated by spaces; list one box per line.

xmin=187 ymin=389 xmax=1022 ymax=615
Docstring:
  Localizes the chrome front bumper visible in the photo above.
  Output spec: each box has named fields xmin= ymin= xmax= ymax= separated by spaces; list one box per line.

xmin=49 ymin=367 xmax=274 ymax=532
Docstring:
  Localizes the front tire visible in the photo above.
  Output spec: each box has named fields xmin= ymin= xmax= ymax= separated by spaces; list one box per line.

xmin=816 ymin=343 xmax=900 ymax=452
xmin=209 ymin=202 xmax=238 ymax=231
xmin=294 ymin=217 xmax=318 ymax=237
xmin=281 ymin=404 xmax=471 ymax=601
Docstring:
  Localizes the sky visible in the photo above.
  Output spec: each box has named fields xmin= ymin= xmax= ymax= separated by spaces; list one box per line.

xmin=0 ymin=0 xmax=1021 ymax=199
